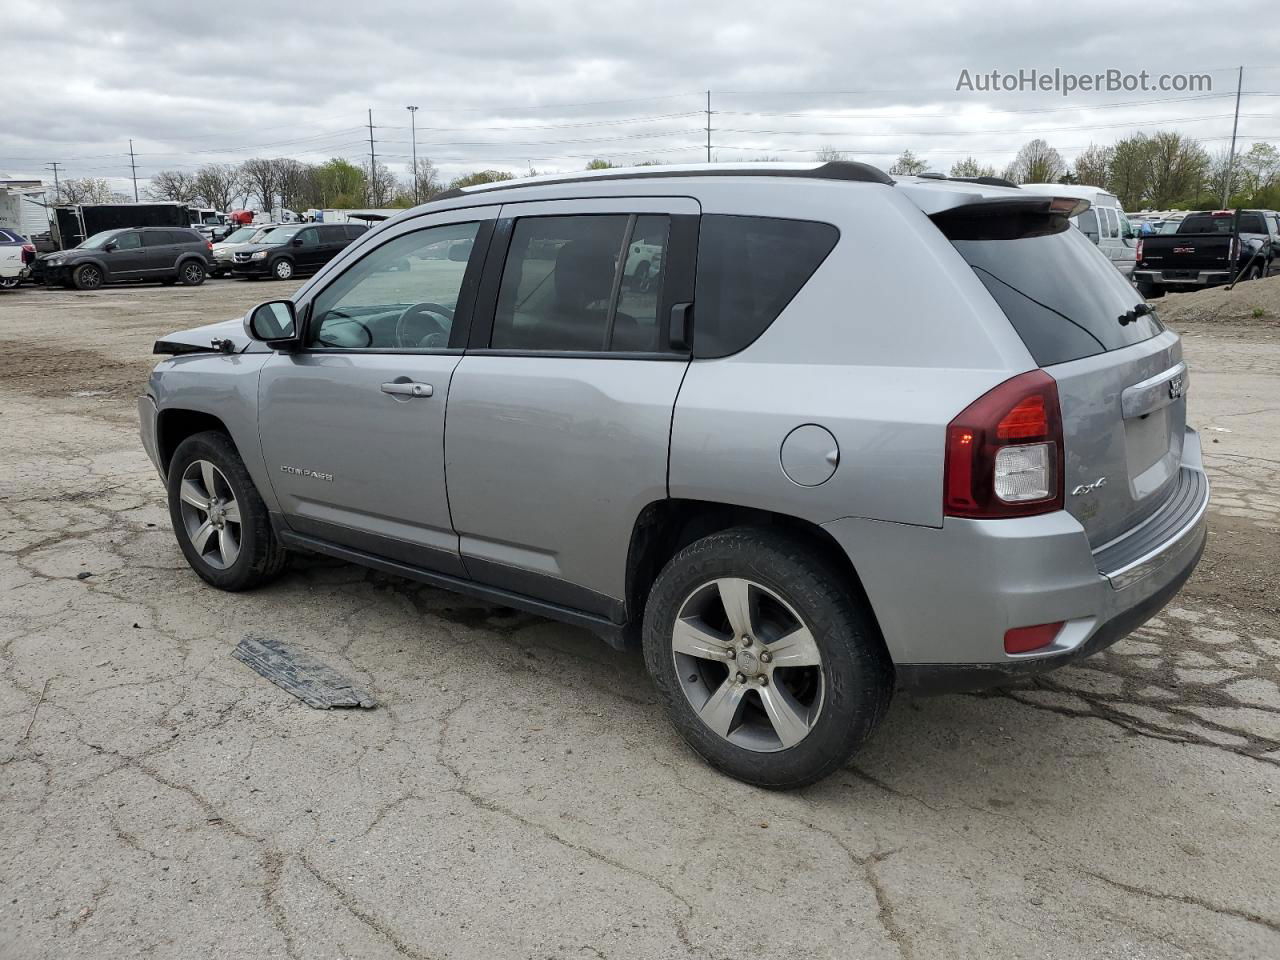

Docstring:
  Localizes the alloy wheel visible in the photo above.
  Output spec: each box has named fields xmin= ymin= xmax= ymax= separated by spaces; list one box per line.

xmin=178 ymin=459 xmax=242 ymax=570
xmin=672 ymin=577 xmax=825 ymax=752
xmin=182 ymin=262 xmax=203 ymax=284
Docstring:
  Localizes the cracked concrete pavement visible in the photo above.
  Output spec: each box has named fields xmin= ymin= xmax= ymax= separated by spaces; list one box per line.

xmin=1 ymin=281 xmax=1279 ymax=959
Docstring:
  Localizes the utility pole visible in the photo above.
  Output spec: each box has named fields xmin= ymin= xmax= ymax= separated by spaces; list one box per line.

xmin=705 ymin=90 xmax=712 ymax=163
xmin=46 ymin=162 xmax=61 ymax=204
xmin=1221 ymin=66 xmax=1244 ymax=208
xmin=406 ymin=105 xmax=420 ymax=203
xmin=128 ymin=139 xmax=139 ymax=201
xmin=367 ymin=109 xmax=377 ymax=206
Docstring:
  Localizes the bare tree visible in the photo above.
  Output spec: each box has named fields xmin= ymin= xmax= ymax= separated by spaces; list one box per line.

xmin=1073 ymin=143 xmax=1113 ymax=188
xmin=192 ymin=163 xmax=245 ymax=212
xmin=240 ymin=158 xmax=281 ymax=212
xmin=888 ymin=150 xmax=927 ymax=176
xmin=949 ymin=156 xmax=997 ymax=178
xmin=146 ymin=170 xmax=196 ymax=202
xmin=55 ymin=178 xmax=117 ymax=204
xmin=274 ymin=158 xmax=311 ymax=211
xmin=1006 ymin=139 xmax=1065 ymax=184
xmin=362 ymin=159 xmax=399 ymax=206
xmin=815 ymin=146 xmax=848 ymax=162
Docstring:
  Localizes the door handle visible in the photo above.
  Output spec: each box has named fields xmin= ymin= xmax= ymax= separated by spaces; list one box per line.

xmin=381 ymin=381 xmax=433 ymax=398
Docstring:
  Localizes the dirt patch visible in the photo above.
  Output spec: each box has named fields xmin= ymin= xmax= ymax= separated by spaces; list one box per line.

xmin=0 ymin=342 xmax=155 ymax=401
xmin=1157 ymin=274 xmax=1280 ymax=328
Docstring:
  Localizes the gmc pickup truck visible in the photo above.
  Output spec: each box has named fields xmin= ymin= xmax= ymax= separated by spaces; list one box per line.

xmin=1134 ymin=209 xmax=1276 ymax=297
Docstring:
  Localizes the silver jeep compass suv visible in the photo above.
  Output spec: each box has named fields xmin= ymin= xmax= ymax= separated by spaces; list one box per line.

xmin=140 ymin=162 xmax=1208 ymax=788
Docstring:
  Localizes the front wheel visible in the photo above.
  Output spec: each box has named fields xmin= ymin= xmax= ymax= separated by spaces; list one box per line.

xmin=167 ymin=431 xmax=288 ymax=591
xmin=643 ymin=527 xmax=892 ymax=789
xmin=271 ymin=258 xmax=294 ymax=281
xmin=1242 ymin=265 xmax=1262 ymax=283
xmin=0 ymin=277 xmax=19 ymax=290
xmin=73 ymin=264 xmax=103 ymax=290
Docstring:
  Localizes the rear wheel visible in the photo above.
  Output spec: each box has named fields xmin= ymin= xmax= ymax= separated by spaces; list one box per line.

xmin=72 ymin=264 xmax=103 ymax=290
xmin=1243 ymin=265 xmax=1262 ymax=282
xmin=643 ymin=527 xmax=892 ymax=789
xmin=271 ymin=258 xmax=294 ymax=281
xmin=180 ymin=260 xmax=206 ymax=286
xmin=0 ymin=277 xmax=19 ymax=290
xmin=167 ymin=431 xmax=288 ymax=591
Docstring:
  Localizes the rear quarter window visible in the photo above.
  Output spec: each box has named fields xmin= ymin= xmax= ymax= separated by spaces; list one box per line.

xmin=944 ymin=211 xmax=1163 ymax=367
xmin=693 ymin=215 xmax=838 ymax=359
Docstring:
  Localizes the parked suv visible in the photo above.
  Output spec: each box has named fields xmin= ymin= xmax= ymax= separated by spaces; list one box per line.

xmin=0 ymin=228 xmax=33 ymax=290
xmin=140 ymin=163 xmax=1208 ymax=788
xmin=210 ymin=223 xmax=285 ymax=277
xmin=230 ymin=222 xmax=366 ymax=281
xmin=40 ymin=227 xmax=212 ymax=289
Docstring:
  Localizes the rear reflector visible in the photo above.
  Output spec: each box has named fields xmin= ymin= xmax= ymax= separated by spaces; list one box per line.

xmin=1004 ymin=622 xmax=1064 ymax=654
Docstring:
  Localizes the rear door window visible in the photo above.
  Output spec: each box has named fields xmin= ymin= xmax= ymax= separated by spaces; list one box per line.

xmin=492 ymin=214 xmax=672 ymax=353
xmin=692 ymin=215 xmax=838 ymax=359
xmin=944 ymin=211 xmax=1163 ymax=367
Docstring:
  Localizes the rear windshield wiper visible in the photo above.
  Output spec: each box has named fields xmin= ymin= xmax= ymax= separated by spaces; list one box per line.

xmin=1118 ymin=303 xmax=1154 ymax=326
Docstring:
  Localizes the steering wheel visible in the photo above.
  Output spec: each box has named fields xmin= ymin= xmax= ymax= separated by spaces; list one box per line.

xmin=395 ymin=302 xmax=454 ymax=349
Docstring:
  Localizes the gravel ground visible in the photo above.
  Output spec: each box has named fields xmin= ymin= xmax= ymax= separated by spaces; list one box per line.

xmin=1 ymin=278 xmax=1278 ymax=960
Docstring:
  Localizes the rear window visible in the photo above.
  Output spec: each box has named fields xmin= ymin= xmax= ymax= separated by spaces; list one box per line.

xmin=944 ymin=210 xmax=1163 ymax=367
xmin=1179 ymin=213 xmax=1266 ymax=234
xmin=344 ymin=224 xmax=367 ymax=240
xmin=693 ymin=215 xmax=838 ymax=358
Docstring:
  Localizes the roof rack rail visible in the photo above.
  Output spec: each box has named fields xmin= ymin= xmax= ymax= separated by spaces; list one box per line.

xmin=917 ymin=172 xmax=1020 ymax=189
xmin=432 ymin=160 xmax=893 ymax=202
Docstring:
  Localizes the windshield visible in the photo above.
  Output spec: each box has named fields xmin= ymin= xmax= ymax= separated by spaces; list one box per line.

xmin=946 ymin=215 xmax=1163 ymax=367
xmin=222 ymin=227 xmax=260 ymax=244
xmin=260 ymin=226 xmax=302 ymax=245
xmin=78 ymin=230 xmax=123 ymax=250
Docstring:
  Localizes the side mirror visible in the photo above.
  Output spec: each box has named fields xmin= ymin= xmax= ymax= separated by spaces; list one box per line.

xmin=447 ymin=241 xmax=472 ymax=262
xmin=245 ymin=300 xmax=300 ymax=348
xmin=291 ymin=236 xmax=304 ymax=246
xmin=104 ymin=241 xmax=118 ymax=252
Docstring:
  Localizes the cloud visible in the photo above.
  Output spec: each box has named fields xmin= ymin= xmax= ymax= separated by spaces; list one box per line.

xmin=1 ymin=0 xmax=1276 ymax=191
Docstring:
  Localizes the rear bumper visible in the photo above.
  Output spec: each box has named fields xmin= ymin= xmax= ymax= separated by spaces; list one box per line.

xmin=824 ymin=426 xmax=1209 ymax=693
xmin=1134 ymin=269 xmax=1231 ymax=287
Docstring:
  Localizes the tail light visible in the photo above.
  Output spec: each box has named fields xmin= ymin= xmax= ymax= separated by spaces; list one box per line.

xmin=944 ymin=370 xmax=1064 ymax=518
xmin=21 ymin=243 xmax=35 ymax=264
xmin=1134 ymin=237 xmax=1143 ymax=263
xmin=207 ymin=241 xmax=214 ymax=251
xmin=1229 ymin=237 xmax=1240 ymax=262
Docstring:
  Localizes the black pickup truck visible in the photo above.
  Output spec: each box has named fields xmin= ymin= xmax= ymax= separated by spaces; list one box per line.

xmin=1133 ymin=209 xmax=1277 ymax=297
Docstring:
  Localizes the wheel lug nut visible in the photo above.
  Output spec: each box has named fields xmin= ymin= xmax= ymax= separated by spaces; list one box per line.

xmin=758 ymin=675 xmax=768 ymax=686
xmin=760 ymin=651 xmax=771 ymax=664
xmin=735 ymin=673 xmax=746 ymax=684
xmin=726 ymin=649 xmax=736 ymax=659
xmin=742 ymin=636 xmax=752 ymax=647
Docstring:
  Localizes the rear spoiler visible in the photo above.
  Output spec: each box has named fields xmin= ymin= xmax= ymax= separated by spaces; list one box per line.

xmin=930 ymin=196 xmax=1091 ymax=241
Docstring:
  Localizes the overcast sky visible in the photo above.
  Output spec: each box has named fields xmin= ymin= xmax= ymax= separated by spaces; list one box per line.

xmin=2 ymin=0 xmax=1277 ymax=196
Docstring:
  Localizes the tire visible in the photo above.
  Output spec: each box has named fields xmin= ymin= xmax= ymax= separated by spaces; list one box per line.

xmin=1243 ymin=265 xmax=1262 ymax=283
xmin=167 ymin=431 xmax=288 ymax=591
xmin=72 ymin=264 xmax=103 ymax=290
xmin=179 ymin=261 xmax=206 ymax=286
xmin=642 ymin=527 xmax=892 ymax=789
xmin=0 ymin=277 xmax=19 ymax=290
xmin=271 ymin=258 xmax=294 ymax=281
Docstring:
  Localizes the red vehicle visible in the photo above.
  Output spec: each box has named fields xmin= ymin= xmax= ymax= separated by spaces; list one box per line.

xmin=229 ymin=210 xmax=256 ymax=226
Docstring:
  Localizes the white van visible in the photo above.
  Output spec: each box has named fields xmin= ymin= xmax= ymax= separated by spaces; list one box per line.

xmin=1020 ymin=184 xmax=1137 ymax=278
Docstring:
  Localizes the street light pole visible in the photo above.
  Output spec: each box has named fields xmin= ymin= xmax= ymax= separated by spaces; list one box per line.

xmin=406 ymin=105 xmax=420 ymax=204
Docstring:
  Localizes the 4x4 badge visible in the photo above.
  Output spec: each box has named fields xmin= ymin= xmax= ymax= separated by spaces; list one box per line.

xmin=1169 ymin=375 xmax=1184 ymax=400
xmin=1072 ymin=477 xmax=1107 ymax=496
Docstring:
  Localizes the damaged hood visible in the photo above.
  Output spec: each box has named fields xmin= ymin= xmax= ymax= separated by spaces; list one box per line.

xmin=153 ymin=316 xmax=262 ymax=355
